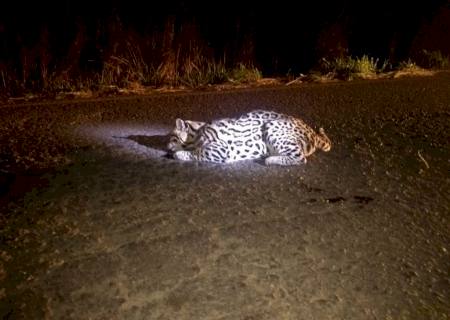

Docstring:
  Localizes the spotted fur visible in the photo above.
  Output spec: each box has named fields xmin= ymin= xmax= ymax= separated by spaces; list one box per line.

xmin=167 ymin=110 xmax=331 ymax=166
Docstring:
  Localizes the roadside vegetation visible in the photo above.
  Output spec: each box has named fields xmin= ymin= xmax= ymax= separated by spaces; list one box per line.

xmin=309 ymin=55 xmax=388 ymax=81
xmin=0 ymin=17 xmax=448 ymax=102
xmin=0 ymin=37 xmax=263 ymax=101
xmin=300 ymin=49 xmax=449 ymax=83
xmin=0 ymin=17 xmax=266 ymax=101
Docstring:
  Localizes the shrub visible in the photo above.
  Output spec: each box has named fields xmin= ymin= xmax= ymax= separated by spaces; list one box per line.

xmin=420 ymin=50 xmax=449 ymax=69
xmin=318 ymin=55 xmax=383 ymax=80
xmin=227 ymin=63 xmax=262 ymax=83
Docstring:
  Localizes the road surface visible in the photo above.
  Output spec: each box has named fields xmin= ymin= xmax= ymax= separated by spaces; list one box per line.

xmin=1 ymin=73 xmax=449 ymax=319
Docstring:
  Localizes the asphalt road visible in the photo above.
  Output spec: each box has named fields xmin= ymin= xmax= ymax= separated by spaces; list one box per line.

xmin=1 ymin=73 xmax=449 ymax=319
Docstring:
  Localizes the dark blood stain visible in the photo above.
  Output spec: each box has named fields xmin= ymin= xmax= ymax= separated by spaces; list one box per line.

xmin=327 ymin=196 xmax=346 ymax=203
xmin=353 ymin=196 xmax=374 ymax=204
xmin=306 ymin=186 xmax=323 ymax=193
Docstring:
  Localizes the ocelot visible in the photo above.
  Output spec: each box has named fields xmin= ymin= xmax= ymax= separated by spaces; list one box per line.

xmin=167 ymin=110 xmax=331 ymax=166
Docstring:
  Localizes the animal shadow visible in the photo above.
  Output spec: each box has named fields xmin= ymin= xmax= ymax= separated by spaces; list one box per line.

xmin=117 ymin=134 xmax=172 ymax=158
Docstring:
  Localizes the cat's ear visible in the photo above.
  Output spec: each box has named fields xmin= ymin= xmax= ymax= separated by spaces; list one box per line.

xmin=185 ymin=120 xmax=204 ymax=130
xmin=175 ymin=118 xmax=186 ymax=130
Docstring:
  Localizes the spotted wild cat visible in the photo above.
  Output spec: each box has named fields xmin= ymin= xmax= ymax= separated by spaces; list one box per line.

xmin=167 ymin=110 xmax=331 ymax=166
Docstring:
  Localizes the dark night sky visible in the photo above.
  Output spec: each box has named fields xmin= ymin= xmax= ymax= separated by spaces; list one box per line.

xmin=0 ymin=0 xmax=448 ymax=73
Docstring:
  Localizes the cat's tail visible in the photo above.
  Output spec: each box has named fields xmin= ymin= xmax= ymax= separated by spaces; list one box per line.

xmin=317 ymin=128 xmax=331 ymax=152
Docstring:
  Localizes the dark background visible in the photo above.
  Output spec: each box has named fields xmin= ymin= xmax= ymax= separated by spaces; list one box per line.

xmin=0 ymin=0 xmax=449 ymax=75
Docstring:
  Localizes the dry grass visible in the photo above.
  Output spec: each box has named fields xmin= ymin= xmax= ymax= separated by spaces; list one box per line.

xmin=0 ymin=17 xmax=268 ymax=101
xmin=0 ymin=16 xmax=447 ymax=102
xmin=298 ymin=54 xmax=444 ymax=84
xmin=313 ymin=55 xmax=388 ymax=81
xmin=390 ymin=61 xmax=436 ymax=78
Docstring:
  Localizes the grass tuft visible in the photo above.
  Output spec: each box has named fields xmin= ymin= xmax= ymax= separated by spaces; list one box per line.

xmin=175 ymin=47 xmax=228 ymax=87
xmin=228 ymin=63 xmax=262 ymax=83
xmin=316 ymin=55 xmax=387 ymax=80
xmin=419 ymin=50 xmax=449 ymax=69
xmin=391 ymin=58 xmax=435 ymax=78
xmin=397 ymin=59 xmax=421 ymax=71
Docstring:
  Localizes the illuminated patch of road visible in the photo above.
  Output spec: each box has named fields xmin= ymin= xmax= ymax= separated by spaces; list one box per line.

xmin=75 ymin=123 xmax=171 ymax=160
